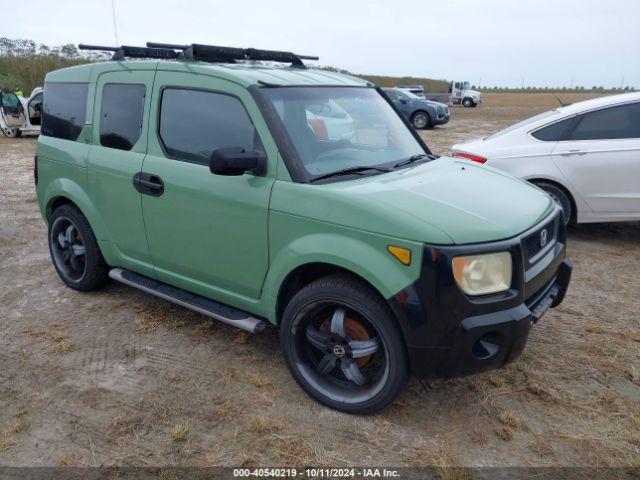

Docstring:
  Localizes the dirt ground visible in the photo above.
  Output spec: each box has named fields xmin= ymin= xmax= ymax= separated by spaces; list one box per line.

xmin=1 ymin=93 xmax=639 ymax=472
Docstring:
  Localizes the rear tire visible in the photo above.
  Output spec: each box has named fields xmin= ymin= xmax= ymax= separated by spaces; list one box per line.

xmin=535 ymin=182 xmax=573 ymax=225
xmin=48 ymin=204 xmax=109 ymax=291
xmin=280 ymin=274 xmax=408 ymax=414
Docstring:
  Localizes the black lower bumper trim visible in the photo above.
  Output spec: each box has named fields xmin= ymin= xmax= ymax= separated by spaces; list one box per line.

xmin=407 ymin=259 xmax=572 ymax=379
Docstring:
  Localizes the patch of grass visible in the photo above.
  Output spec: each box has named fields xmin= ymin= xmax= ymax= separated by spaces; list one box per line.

xmin=248 ymin=372 xmax=272 ymax=388
xmin=108 ymin=413 xmax=144 ymax=437
xmin=10 ymin=417 xmax=30 ymax=434
xmin=203 ymin=400 xmax=236 ymax=421
xmin=275 ymin=437 xmax=314 ymax=465
xmin=202 ymin=443 xmax=224 ymax=464
xmin=248 ymin=415 xmax=283 ymax=434
xmin=58 ymin=452 xmax=82 ymax=466
xmin=403 ymin=438 xmax=469 ymax=479
xmin=215 ymin=367 xmax=237 ymax=383
xmin=469 ymin=427 xmax=488 ymax=446
xmin=0 ymin=439 xmax=15 ymax=452
xmin=23 ymin=328 xmax=76 ymax=354
xmin=530 ymin=436 xmax=554 ymax=458
xmin=170 ymin=422 xmax=190 ymax=442
xmin=497 ymin=408 xmax=522 ymax=429
xmin=495 ymin=426 xmax=514 ymax=442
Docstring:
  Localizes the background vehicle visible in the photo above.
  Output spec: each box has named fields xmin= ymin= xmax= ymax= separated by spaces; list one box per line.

xmin=452 ymin=92 xmax=640 ymax=224
xmin=305 ymin=100 xmax=355 ymax=141
xmin=36 ymin=42 xmax=570 ymax=414
xmin=383 ymin=87 xmax=450 ymax=129
xmin=1 ymin=87 xmax=43 ymax=137
xmin=448 ymin=80 xmax=482 ymax=107
xmin=398 ymin=81 xmax=482 ymax=107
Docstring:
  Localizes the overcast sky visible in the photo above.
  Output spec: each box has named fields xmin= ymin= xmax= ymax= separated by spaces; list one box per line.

xmin=7 ymin=0 xmax=640 ymax=88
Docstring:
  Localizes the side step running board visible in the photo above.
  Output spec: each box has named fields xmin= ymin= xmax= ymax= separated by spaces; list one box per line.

xmin=108 ymin=268 xmax=267 ymax=334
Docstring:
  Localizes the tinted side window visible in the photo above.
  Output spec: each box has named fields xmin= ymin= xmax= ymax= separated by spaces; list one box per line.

xmin=100 ymin=84 xmax=146 ymax=151
xmin=385 ymin=90 xmax=399 ymax=101
xmin=159 ymin=89 xmax=263 ymax=165
xmin=531 ymin=117 xmax=575 ymax=141
xmin=567 ymin=103 xmax=640 ymax=140
xmin=1 ymin=91 xmax=21 ymax=109
xmin=42 ymin=83 xmax=88 ymax=141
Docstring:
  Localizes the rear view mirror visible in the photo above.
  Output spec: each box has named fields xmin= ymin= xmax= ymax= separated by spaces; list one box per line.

xmin=209 ymin=147 xmax=266 ymax=176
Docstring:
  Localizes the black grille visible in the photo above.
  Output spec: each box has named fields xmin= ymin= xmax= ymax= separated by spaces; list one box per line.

xmin=522 ymin=214 xmax=558 ymax=265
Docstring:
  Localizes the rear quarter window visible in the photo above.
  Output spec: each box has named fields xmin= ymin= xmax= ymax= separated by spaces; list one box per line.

xmin=531 ymin=116 xmax=575 ymax=141
xmin=42 ymin=83 xmax=89 ymax=141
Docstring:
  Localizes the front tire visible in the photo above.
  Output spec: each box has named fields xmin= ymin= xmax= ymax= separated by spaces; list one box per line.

xmin=280 ymin=274 xmax=408 ymax=414
xmin=2 ymin=127 xmax=21 ymax=137
xmin=535 ymin=182 xmax=573 ymax=225
xmin=410 ymin=111 xmax=431 ymax=129
xmin=48 ymin=204 xmax=109 ymax=291
xmin=462 ymin=97 xmax=474 ymax=108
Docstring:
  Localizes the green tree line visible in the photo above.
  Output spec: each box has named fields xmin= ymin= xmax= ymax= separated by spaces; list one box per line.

xmin=0 ymin=38 xmax=110 ymax=94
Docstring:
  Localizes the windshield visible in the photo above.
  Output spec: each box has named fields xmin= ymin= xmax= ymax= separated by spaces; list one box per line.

xmin=463 ymin=82 xmax=471 ymax=90
xmin=485 ymin=109 xmax=562 ymax=140
xmin=262 ymin=87 xmax=426 ymax=180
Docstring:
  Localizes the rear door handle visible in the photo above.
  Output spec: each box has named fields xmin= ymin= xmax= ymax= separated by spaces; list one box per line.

xmin=133 ymin=172 xmax=164 ymax=197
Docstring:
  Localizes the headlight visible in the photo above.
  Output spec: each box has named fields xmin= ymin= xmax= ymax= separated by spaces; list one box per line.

xmin=452 ymin=252 xmax=512 ymax=296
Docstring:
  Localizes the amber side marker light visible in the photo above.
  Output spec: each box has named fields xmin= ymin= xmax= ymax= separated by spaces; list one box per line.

xmin=387 ymin=246 xmax=411 ymax=266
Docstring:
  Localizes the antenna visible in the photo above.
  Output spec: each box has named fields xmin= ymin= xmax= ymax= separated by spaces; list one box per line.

xmin=111 ymin=0 xmax=119 ymax=45
xmin=552 ymin=92 xmax=569 ymax=107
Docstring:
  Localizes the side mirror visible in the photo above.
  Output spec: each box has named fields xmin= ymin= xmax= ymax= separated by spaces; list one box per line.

xmin=209 ymin=147 xmax=266 ymax=176
xmin=399 ymin=99 xmax=408 ymax=105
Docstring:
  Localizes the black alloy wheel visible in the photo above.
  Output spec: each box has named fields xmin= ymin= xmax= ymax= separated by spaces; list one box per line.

xmin=280 ymin=275 xmax=408 ymax=414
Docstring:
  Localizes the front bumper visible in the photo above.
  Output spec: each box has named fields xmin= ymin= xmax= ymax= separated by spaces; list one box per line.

xmin=433 ymin=114 xmax=450 ymax=126
xmin=388 ymin=207 xmax=572 ymax=379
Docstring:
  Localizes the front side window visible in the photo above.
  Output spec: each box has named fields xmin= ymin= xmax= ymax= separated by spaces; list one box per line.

xmin=42 ymin=83 xmax=88 ymax=141
xmin=100 ymin=84 xmax=146 ymax=151
xmin=261 ymin=87 xmax=426 ymax=180
xmin=566 ymin=102 xmax=640 ymax=140
xmin=159 ymin=89 xmax=263 ymax=165
xmin=28 ymin=92 xmax=43 ymax=125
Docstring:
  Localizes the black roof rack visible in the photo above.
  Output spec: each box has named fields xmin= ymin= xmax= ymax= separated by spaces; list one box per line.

xmin=146 ymin=42 xmax=318 ymax=68
xmin=79 ymin=42 xmax=318 ymax=68
xmin=78 ymin=44 xmax=180 ymax=61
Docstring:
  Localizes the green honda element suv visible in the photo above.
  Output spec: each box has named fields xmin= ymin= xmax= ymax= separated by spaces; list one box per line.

xmin=35 ymin=43 xmax=572 ymax=414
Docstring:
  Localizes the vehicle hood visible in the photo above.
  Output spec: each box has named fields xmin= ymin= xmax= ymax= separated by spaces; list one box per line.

xmin=271 ymin=157 xmax=554 ymax=245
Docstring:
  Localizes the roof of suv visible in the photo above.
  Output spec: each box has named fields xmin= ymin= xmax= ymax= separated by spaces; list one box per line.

xmin=45 ymin=60 xmax=369 ymax=88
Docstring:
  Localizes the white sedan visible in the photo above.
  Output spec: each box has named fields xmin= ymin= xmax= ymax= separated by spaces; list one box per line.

xmin=452 ymin=92 xmax=640 ymax=224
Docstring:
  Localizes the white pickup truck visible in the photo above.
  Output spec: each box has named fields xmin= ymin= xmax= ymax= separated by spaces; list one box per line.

xmin=398 ymin=81 xmax=483 ymax=107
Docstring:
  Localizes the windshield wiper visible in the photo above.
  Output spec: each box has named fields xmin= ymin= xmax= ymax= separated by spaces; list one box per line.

xmin=309 ymin=165 xmax=391 ymax=183
xmin=394 ymin=153 xmax=436 ymax=169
